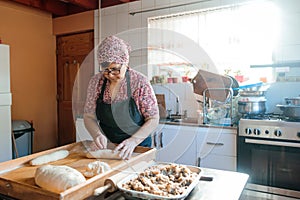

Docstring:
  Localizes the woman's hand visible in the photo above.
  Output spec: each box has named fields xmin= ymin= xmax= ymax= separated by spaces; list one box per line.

xmin=114 ymin=137 xmax=139 ymax=160
xmin=94 ymin=134 xmax=107 ymax=149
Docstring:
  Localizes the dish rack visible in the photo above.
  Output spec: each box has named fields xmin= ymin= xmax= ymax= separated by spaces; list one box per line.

xmin=202 ymin=88 xmax=233 ymax=126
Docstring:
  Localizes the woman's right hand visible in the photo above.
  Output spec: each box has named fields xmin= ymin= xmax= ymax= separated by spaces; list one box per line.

xmin=94 ymin=134 xmax=107 ymax=149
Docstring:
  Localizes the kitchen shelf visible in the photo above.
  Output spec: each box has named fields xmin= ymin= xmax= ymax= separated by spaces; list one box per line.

xmin=250 ymin=61 xmax=300 ymax=68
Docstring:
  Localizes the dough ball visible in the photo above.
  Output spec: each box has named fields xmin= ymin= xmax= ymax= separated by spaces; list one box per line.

xmin=83 ymin=161 xmax=111 ymax=178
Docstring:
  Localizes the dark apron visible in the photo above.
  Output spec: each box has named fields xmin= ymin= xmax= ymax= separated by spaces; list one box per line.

xmin=95 ymin=70 xmax=151 ymax=147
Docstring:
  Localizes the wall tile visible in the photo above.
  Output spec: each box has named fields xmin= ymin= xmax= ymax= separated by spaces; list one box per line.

xmin=128 ymin=32 xmax=142 ymax=50
xmin=102 ymin=6 xmax=117 ymax=15
xmin=129 ymin=14 xmax=142 ymax=29
xmin=94 ymin=11 xmax=99 ymax=39
xmin=101 ymin=14 xmax=117 ymax=38
xmin=129 ymin=1 xmax=142 ymax=12
xmin=129 ymin=55 xmax=142 ymax=69
xmin=155 ymin=0 xmax=171 ymax=7
xmin=117 ymin=12 xmax=129 ymax=33
xmin=169 ymin=4 xmax=186 ymax=13
xmin=142 ymin=0 xmax=155 ymax=9
xmin=116 ymin=3 xmax=129 ymax=14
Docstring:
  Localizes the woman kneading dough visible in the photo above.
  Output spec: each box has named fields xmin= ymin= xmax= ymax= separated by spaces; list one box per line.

xmin=83 ymin=36 xmax=159 ymax=160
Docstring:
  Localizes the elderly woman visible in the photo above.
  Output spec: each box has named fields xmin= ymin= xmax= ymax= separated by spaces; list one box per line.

xmin=83 ymin=36 xmax=159 ymax=160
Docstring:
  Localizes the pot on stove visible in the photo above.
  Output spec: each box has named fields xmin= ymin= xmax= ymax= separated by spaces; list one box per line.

xmin=237 ymin=87 xmax=267 ymax=115
xmin=238 ymin=100 xmax=266 ymax=114
xmin=277 ymin=104 xmax=300 ymax=120
xmin=277 ymin=96 xmax=300 ymax=120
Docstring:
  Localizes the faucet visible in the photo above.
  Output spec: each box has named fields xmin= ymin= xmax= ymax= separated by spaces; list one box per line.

xmin=175 ymin=97 xmax=180 ymax=115
xmin=183 ymin=110 xmax=188 ymax=119
xmin=167 ymin=109 xmax=172 ymax=119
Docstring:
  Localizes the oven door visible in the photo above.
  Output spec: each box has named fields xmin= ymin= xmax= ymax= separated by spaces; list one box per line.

xmin=237 ymin=136 xmax=300 ymax=194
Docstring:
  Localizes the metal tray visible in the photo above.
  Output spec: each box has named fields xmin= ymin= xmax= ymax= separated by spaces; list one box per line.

xmin=117 ymin=162 xmax=202 ymax=200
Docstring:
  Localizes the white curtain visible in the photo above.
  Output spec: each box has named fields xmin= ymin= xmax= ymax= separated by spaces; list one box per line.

xmin=148 ymin=1 xmax=280 ymax=81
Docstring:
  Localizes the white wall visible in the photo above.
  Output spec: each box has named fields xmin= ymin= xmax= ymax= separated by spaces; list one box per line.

xmin=152 ymin=83 xmax=199 ymax=118
xmin=273 ymin=0 xmax=300 ymax=62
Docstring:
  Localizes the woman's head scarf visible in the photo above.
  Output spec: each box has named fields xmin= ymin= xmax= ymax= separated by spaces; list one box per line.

xmin=97 ymin=35 xmax=131 ymax=66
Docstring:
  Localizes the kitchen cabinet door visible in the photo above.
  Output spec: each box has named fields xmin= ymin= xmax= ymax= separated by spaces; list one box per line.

xmin=155 ymin=124 xmax=198 ymax=166
xmin=199 ymin=154 xmax=236 ymax=171
xmin=196 ymin=127 xmax=237 ymax=171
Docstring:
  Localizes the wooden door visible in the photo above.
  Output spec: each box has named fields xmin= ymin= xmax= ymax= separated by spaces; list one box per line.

xmin=57 ymin=31 xmax=94 ymax=146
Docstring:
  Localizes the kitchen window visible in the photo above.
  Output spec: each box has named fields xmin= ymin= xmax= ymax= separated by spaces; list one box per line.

xmin=148 ymin=1 xmax=280 ymax=83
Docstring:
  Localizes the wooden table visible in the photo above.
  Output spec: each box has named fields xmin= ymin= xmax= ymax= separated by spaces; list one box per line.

xmin=0 ymin=142 xmax=156 ymax=200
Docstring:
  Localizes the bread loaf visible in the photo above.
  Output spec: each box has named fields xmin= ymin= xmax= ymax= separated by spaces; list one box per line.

xmin=29 ymin=150 xmax=69 ymax=165
xmin=35 ymin=165 xmax=86 ymax=193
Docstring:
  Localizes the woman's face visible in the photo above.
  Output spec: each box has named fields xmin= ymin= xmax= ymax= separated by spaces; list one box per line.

xmin=103 ymin=63 xmax=127 ymax=82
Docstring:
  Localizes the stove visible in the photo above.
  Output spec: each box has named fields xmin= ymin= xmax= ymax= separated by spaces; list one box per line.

xmin=238 ymin=118 xmax=300 ymax=142
xmin=237 ymin=116 xmax=300 ymax=199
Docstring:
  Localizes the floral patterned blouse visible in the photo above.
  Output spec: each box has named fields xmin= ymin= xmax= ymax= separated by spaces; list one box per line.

xmin=84 ymin=68 xmax=158 ymax=119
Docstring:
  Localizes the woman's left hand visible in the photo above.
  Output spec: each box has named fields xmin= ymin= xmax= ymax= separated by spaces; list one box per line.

xmin=114 ymin=138 xmax=139 ymax=160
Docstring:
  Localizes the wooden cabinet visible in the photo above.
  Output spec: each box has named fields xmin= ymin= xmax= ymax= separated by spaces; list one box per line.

xmin=153 ymin=124 xmax=237 ymax=171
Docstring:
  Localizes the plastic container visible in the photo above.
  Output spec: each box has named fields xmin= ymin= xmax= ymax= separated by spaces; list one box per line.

xmin=11 ymin=120 xmax=34 ymax=158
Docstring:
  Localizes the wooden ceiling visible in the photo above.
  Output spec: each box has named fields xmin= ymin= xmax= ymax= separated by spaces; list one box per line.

xmin=10 ymin=0 xmax=138 ymax=18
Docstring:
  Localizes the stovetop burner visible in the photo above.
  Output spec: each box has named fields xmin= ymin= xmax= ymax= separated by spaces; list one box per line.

xmin=241 ymin=113 xmax=300 ymax=122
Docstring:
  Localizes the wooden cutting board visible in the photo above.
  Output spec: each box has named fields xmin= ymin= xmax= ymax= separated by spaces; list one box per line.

xmin=0 ymin=141 xmax=156 ymax=200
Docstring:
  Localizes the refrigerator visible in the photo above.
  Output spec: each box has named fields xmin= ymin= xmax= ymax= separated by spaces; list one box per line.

xmin=0 ymin=44 xmax=12 ymax=162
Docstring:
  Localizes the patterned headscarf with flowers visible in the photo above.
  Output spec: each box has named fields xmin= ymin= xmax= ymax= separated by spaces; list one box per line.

xmin=97 ymin=35 xmax=131 ymax=66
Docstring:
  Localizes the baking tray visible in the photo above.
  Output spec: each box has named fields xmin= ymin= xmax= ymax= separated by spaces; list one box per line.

xmin=117 ymin=162 xmax=202 ymax=200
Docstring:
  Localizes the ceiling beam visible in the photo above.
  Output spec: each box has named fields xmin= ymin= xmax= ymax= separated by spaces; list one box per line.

xmin=67 ymin=0 xmax=98 ymax=9
xmin=100 ymin=0 xmax=138 ymax=8
xmin=11 ymin=0 xmax=68 ymax=16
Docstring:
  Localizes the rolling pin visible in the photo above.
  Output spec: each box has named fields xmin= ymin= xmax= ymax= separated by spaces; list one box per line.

xmin=94 ymin=160 xmax=155 ymax=196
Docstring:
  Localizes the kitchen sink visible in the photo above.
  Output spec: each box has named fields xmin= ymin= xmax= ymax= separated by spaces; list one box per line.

xmin=160 ymin=117 xmax=198 ymax=124
xmin=172 ymin=117 xmax=198 ymax=124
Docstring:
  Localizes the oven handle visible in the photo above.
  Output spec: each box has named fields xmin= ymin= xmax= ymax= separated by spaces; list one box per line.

xmin=245 ymin=138 xmax=300 ymax=148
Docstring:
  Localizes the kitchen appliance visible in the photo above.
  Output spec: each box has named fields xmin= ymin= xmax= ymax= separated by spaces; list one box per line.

xmin=237 ymin=116 xmax=300 ymax=199
xmin=0 ymin=44 xmax=12 ymax=162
